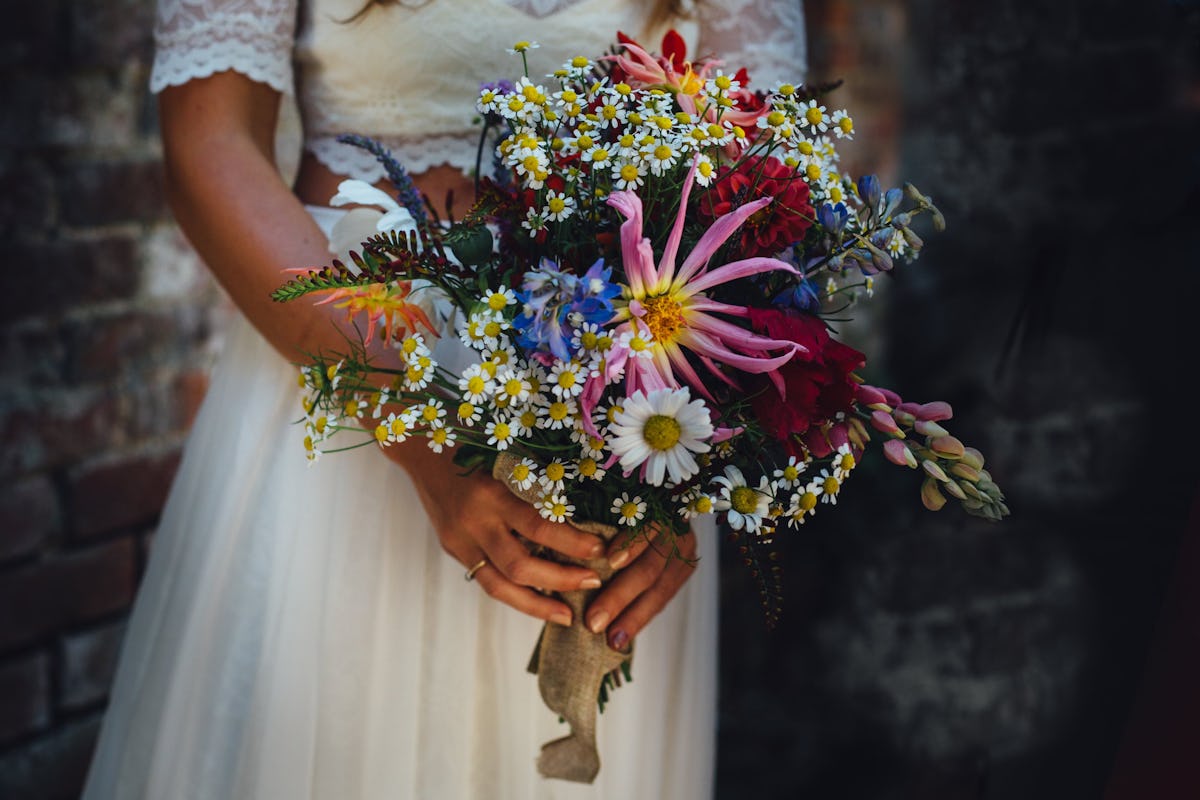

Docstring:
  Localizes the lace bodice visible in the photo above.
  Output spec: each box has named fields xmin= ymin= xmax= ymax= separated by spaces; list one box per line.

xmin=150 ymin=0 xmax=807 ymax=182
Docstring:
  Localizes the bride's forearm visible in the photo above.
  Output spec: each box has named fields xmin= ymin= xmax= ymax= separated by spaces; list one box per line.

xmin=158 ymin=72 xmax=375 ymax=368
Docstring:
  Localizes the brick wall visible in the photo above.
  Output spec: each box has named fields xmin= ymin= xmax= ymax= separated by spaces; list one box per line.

xmin=0 ymin=2 xmax=229 ymax=797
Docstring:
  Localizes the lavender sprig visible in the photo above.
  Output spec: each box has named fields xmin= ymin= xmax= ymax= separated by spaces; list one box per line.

xmin=336 ymin=134 xmax=429 ymax=228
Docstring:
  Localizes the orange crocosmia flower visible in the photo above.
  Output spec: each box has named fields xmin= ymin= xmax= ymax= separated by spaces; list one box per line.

xmin=313 ymin=281 xmax=437 ymax=345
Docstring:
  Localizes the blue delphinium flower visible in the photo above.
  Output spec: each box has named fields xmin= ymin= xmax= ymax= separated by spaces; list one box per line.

xmin=512 ymin=258 xmax=618 ymax=362
xmin=772 ymin=277 xmax=821 ymax=312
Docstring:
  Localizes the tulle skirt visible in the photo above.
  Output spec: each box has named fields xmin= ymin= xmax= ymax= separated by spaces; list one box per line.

xmin=81 ymin=205 xmax=718 ymax=800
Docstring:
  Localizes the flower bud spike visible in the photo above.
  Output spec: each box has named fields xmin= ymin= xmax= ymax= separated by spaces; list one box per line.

xmin=921 ymin=459 xmax=950 ymax=482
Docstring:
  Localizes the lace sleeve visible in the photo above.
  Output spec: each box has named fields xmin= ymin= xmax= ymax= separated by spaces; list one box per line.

xmin=694 ymin=0 xmax=808 ymax=88
xmin=149 ymin=0 xmax=298 ymax=94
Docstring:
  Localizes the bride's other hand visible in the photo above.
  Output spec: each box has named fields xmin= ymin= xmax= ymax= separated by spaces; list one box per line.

xmin=585 ymin=526 xmax=698 ymax=652
xmin=392 ymin=442 xmax=607 ymax=627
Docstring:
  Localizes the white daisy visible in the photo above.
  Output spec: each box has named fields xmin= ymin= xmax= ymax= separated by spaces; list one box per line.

xmin=712 ymin=465 xmax=773 ymax=533
xmin=784 ymin=481 xmax=823 ymax=527
xmin=817 ymin=468 xmax=843 ymax=505
xmin=539 ymin=493 xmax=574 ymax=523
xmin=831 ymin=444 xmax=857 ymax=481
xmin=539 ymin=458 xmax=575 ymax=492
xmin=772 ymin=455 xmax=809 ymax=491
xmin=548 ymin=360 xmax=585 ymax=398
xmin=426 ymin=426 xmax=456 ymax=453
xmin=608 ymin=387 xmax=714 ymax=486
xmin=576 ymin=456 xmax=606 ymax=482
xmin=509 ymin=457 xmax=540 ymax=491
xmin=611 ymin=493 xmax=647 ymax=527
xmin=485 ymin=418 xmax=515 ymax=450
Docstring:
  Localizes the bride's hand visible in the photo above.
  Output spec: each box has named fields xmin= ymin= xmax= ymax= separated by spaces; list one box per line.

xmin=395 ymin=443 xmax=608 ymax=627
xmin=584 ymin=526 xmax=698 ymax=652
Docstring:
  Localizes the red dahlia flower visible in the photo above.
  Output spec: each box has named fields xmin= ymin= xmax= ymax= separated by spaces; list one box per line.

xmin=700 ymin=155 xmax=815 ymax=259
xmin=746 ymin=308 xmax=864 ymax=458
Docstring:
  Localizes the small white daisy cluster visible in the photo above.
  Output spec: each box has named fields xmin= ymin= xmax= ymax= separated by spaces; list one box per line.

xmin=477 ymin=41 xmax=855 ymax=227
xmin=694 ymin=443 xmax=858 ymax=536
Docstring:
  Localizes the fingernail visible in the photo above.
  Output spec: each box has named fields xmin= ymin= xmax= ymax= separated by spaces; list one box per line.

xmin=579 ymin=577 xmax=602 ymax=590
xmin=588 ymin=611 xmax=610 ymax=634
xmin=609 ymin=629 xmax=629 ymax=652
xmin=550 ymin=611 xmax=572 ymax=627
xmin=608 ymin=549 xmax=630 ymax=570
xmin=589 ymin=541 xmax=605 ymax=558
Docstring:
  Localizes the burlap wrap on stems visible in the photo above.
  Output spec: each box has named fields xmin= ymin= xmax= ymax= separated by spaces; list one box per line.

xmin=492 ymin=451 xmax=632 ymax=784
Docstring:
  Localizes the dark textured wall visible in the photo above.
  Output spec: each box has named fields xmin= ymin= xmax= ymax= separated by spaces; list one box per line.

xmin=717 ymin=2 xmax=1200 ymax=799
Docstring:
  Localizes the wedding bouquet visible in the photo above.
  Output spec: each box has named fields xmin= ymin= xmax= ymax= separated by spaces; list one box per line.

xmin=274 ymin=30 xmax=1008 ymax=782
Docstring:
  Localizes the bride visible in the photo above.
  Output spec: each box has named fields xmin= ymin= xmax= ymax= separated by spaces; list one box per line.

xmin=81 ymin=1 xmax=806 ymax=797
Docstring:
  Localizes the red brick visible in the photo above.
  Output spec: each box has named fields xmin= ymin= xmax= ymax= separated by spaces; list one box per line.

xmin=0 ymin=651 xmax=51 ymax=746
xmin=68 ymin=450 xmax=182 ymax=540
xmin=0 ymin=390 xmax=125 ymax=479
xmin=0 ymin=476 xmax=60 ymax=563
xmin=0 ymin=159 xmax=56 ymax=237
xmin=60 ymin=160 xmax=168 ymax=226
xmin=0 ymin=320 xmax=68 ymax=390
xmin=65 ymin=310 xmax=208 ymax=384
xmin=0 ymin=538 xmax=137 ymax=650
xmin=2 ymin=237 xmax=139 ymax=321
xmin=59 ymin=621 xmax=126 ymax=711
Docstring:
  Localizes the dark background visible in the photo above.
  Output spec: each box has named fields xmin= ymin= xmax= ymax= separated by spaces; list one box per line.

xmin=2 ymin=1 xmax=1199 ymax=798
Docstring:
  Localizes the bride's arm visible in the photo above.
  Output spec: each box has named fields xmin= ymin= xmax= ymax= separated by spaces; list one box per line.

xmin=158 ymin=72 xmax=608 ymax=626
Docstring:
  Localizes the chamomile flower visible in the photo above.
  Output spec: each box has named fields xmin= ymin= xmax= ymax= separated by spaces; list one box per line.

xmin=616 ymin=322 xmax=655 ymax=360
xmin=509 ymin=457 xmax=540 ymax=491
xmin=799 ymin=99 xmax=829 ymax=132
xmin=644 ymin=140 xmax=680 ymax=176
xmin=485 ymin=417 xmax=515 ymax=450
xmin=548 ymin=360 xmax=585 ymax=398
xmin=458 ymin=364 xmax=493 ymax=404
xmin=612 ymin=160 xmax=646 ymax=191
xmin=510 ymin=405 xmax=540 ymax=437
xmin=455 ymin=401 xmax=482 ymax=427
xmin=543 ymin=190 xmax=576 ymax=222
xmin=522 ymin=207 xmax=548 ymax=234
xmin=539 ymin=493 xmax=574 ymax=523
xmin=772 ymin=455 xmax=809 ymax=491
xmin=611 ymin=493 xmax=647 ymax=527
xmin=426 ymin=426 xmax=456 ymax=453
xmin=830 ymin=109 xmax=854 ymax=139
xmin=784 ymin=480 xmax=823 ymax=527
xmin=712 ymin=465 xmax=773 ymax=533
xmin=576 ymin=456 xmax=606 ymax=481
xmin=379 ymin=410 xmax=415 ymax=445
xmin=402 ymin=357 xmax=432 ymax=390
xmin=677 ymin=486 xmax=716 ymax=521
xmin=495 ymin=367 xmax=533 ymax=405
xmin=417 ymin=399 xmax=446 ymax=426
xmin=609 ymin=387 xmax=714 ymax=486
xmin=507 ymin=40 xmax=539 ymax=54
xmin=303 ymin=434 xmax=323 ymax=465
xmin=571 ymin=321 xmax=607 ymax=358
xmin=484 ymin=287 xmax=517 ymax=313
xmin=692 ymin=153 xmax=717 ymax=187
xmin=537 ymin=395 xmax=578 ymax=430
xmin=539 ymin=458 xmax=575 ymax=492
xmin=817 ymin=468 xmax=843 ymax=505
xmin=831 ymin=443 xmax=857 ymax=481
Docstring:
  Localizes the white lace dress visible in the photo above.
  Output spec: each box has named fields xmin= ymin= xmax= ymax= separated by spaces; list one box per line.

xmin=81 ymin=2 xmax=806 ymax=798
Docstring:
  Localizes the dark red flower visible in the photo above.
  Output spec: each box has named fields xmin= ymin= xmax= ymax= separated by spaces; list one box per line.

xmin=746 ymin=308 xmax=864 ymax=457
xmin=699 ymin=155 xmax=814 ymax=259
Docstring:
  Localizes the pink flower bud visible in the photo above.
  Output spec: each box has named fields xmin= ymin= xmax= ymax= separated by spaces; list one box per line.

xmin=884 ymin=439 xmax=918 ymax=468
xmin=870 ymin=410 xmax=901 ymax=435
xmin=949 ymin=462 xmax=981 ymax=482
xmin=879 ymin=387 xmax=903 ymax=406
xmin=930 ymin=435 xmax=965 ymax=459
xmin=917 ymin=401 xmax=953 ymax=421
xmin=914 ymin=419 xmax=950 ymax=438
xmin=855 ymin=384 xmax=891 ymax=410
